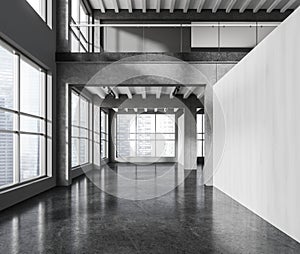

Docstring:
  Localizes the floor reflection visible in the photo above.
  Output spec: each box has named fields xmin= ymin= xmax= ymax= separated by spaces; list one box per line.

xmin=0 ymin=163 xmax=299 ymax=253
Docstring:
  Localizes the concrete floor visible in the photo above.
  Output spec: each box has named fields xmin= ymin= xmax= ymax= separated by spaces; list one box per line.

xmin=0 ymin=163 xmax=299 ymax=254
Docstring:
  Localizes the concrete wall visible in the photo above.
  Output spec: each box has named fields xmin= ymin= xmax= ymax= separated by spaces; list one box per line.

xmin=56 ymin=60 xmax=236 ymax=185
xmin=213 ymin=8 xmax=300 ymax=242
xmin=104 ymin=27 xmax=191 ymax=52
xmin=0 ymin=0 xmax=57 ymax=211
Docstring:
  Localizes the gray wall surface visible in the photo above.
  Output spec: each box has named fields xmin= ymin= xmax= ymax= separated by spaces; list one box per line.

xmin=0 ymin=0 xmax=57 ymax=211
xmin=213 ymin=8 xmax=300 ymax=243
xmin=104 ymin=27 xmax=191 ymax=52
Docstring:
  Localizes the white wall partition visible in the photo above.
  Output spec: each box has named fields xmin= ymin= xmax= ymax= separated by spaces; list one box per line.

xmin=213 ymin=8 xmax=300 ymax=243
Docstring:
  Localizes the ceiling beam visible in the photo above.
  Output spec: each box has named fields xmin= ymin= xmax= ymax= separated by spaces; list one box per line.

xmin=156 ymin=0 xmax=161 ymax=13
xmin=253 ymin=0 xmax=267 ymax=13
xmin=212 ymin=0 xmax=222 ymax=13
xmin=239 ymin=0 xmax=252 ymax=13
xmin=183 ymin=0 xmax=191 ymax=13
xmin=142 ymin=0 xmax=147 ymax=13
xmin=183 ymin=87 xmax=196 ymax=99
xmin=125 ymin=87 xmax=132 ymax=99
xmin=94 ymin=9 xmax=292 ymax=22
xmin=197 ymin=0 xmax=206 ymax=13
xmin=226 ymin=0 xmax=237 ymax=13
xmin=97 ymin=87 xmax=107 ymax=99
xmin=142 ymin=87 xmax=146 ymax=99
xmin=170 ymin=0 xmax=176 ymax=13
xmin=112 ymin=0 xmax=119 ymax=13
xmin=127 ymin=0 xmax=132 ymax=13
xmin=170 ymin=87 xmax=176 ymax=99
xmin=156 ymin=87 xmax=162 ymax=99
xmin=98 ymin=0 xmax=106 ymax=13
xmin=281 ymin=0 xmax=297 ymax=13
xmin=197 ymin=89 xmax=205 ymax=99
xmin=111 ymin=87 xmax=119 ymax=99
xmin=267 ymin=0 xmax=282 ymax=13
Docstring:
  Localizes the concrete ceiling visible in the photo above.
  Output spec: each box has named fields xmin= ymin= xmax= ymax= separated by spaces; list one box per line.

xmin=90 ymin=0 xmax=300 ymax=13
xmin=86 ymin=86 xmax=205 ymax=99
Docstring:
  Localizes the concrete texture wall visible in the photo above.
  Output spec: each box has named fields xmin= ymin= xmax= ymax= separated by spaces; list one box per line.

xmin=0 ymin=0 xmax=57 ymax=211
xmin=56 ymin=60 xmax=236 ymax=185
xmin=104 ymin=27 xmax=191 ymax=52
xmin=213 ymin=8 xmax=300 ymax=243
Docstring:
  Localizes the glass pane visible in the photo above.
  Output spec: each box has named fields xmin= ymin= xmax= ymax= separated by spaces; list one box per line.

xmin=0 ymin=133 xmax=16 ymax=187
xmin=94 ymin=133 xmax=100 ymax=143
xmin=156 ymin=114 xmax=175 ymax=133
xmin=20 ymin=115 xmax=44 ymax=133
xmin=197 ymin=114 xmax=203 ymax=133
xmin=156 ymin=133 xmax=175 ymax=140
xmin=72 ymin=92 xmax=79 ymax=126
xmin=197 ymin=133 xmax=203 ymax=140
xmin=80 ymin=139 xmax=88 ymax=164
xmin=117 ymin=114 xmax=136 ymax=133
xmin=197 ymin=141 xmax=203 ymax=157
xmin=117 ymin=133 xmax=136 ymax=141
xmin=94 ymin=106 xmax=100 ymax=133
xmin=20 ymin=134 xmax=42 ymax=181
xmin=72 ymin=126 xmax=79 ymax=137
xmin=71 ymin=0 xmax=79 ymax=22
xmin=117 ymin=140 xmax=136 ymax=157
xmin=137 ymin=140 xmax=155 ymax=157
xmin=80 ymin=128 xmax=88 ymax=138
xmin=0 ymin=110 xmax=17 ymax=131
xmin=20 ymin=58 xmax=44 ymax=117
xmin=72 ymin=137 xmax=79 ymax=167
xmin=71 ymin=32 xmax=80 ymax=53
xmin=137 ymin=114 xmax=155 ymax=133
xmin=156 ymin=141 xmax=175 ymax=157
xmin=137 ymin=134 xmax=154 ymax=140
xmin=0 ymin=42 xmax=16 ymax=110
xmin=80 ymin=97 xmax=88 ymax=128
xmin=94 ymin=142 xmax=100 ymax=166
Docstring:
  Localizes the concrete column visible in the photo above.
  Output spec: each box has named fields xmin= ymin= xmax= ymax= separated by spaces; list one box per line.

xmin=204 ymin=85 xmax=213 ymax=186
xmin=56 ymin=80 xmax=72 ymax=186
xmin=184 ymin=105 xmax=197 ymax=170
xmin=57 ymin=0 xmax=70 ymax=52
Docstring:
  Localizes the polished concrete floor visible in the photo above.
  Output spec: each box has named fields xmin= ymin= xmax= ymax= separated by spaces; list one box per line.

xmin=0 ymin=163 xmax=300 ymax=254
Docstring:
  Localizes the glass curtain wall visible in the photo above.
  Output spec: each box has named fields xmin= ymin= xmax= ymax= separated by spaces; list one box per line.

xmin=94 ymin=105 xmax=100 ymax=166
xmin=70 ymin=0 xmax=92 ymax=52
xmin=71 ymin=90 xmax=90 ymax=168
xmin=0 ymin=39 xmax=52 ymax=189
xmin=100 ymin=110 xmax=108 ymax=159
xmin=116 ymin=114 xmax=175 ymax=158
xmin=197 ymin=113 xmax=205 ymax=157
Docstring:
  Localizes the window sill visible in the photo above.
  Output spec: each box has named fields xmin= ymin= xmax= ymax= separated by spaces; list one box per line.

xmin=0 ymin=176 xmax=53 ymax=195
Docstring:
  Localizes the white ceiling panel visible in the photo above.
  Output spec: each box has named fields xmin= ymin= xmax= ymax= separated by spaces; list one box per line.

xmin=90 ymin=0 xmax=300 ymax=13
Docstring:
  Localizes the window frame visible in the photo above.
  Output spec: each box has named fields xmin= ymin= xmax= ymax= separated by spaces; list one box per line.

xmin=115 ymin=113 xmax=176 ymax=158
xmin=197 ymin=112 xmax=205 ymax=157
xmin=100 ymin=110 xmax=108 ymax=159
xmin=70 ymin=0 xmax=92 ymax=53
xmin=71 ymin=89 xmax=91 ymax=169
xmin=0 ymin=38 xmax=51 ymax=191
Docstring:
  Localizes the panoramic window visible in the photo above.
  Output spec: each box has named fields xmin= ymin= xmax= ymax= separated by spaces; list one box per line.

xmin=70 ymin=0 xmax=91 ymax=52
xmin=116 ymin=113 xmax=175 ymax=158
xmin=26 ymin=0 xmax=52 ymax=28
xmin=197 ymin=113 xmax=205 ymax=157
xmin=0 ymin=39 xmax=51 ymax=189
xmin=71 ymin=91 xmax=90 ymax=168
xmin=94 ymin=106 xmax=100 ymax=166
xmin=101 ymin=110 xmax=108 ymax=159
